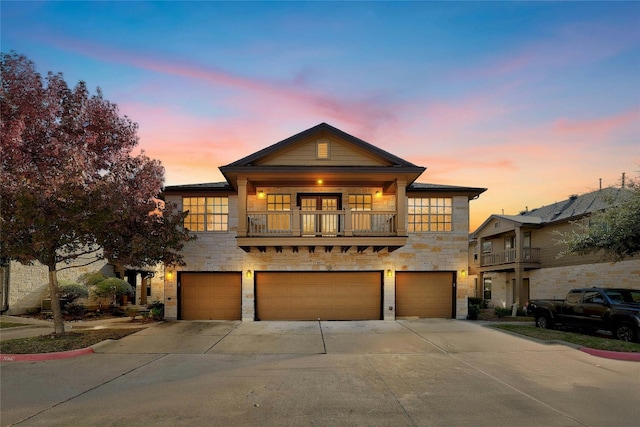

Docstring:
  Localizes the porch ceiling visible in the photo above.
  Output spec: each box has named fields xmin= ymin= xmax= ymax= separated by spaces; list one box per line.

xmin=221 ymin=166 xmax=424 ymax=192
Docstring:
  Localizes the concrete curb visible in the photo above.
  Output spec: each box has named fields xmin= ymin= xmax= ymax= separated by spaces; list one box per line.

xmin=484 ymin=324 xmax=640 ymax=361
xmin=579 ymin=347 xmax=640 ymax=362
xmin=1 ymin=347 xmax=94 ymax=362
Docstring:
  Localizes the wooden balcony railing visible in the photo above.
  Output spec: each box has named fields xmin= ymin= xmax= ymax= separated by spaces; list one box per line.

xmin=247 ymin=209 xmax=398 ymax=237
xmin=481 ymin=248 xmax=541 ymax=267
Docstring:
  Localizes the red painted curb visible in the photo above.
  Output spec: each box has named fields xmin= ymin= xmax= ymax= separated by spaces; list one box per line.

xmin=580 ymin=347 xmax=640 ymax=362
xmin=1 ymin=347 xmax=94 ymax=362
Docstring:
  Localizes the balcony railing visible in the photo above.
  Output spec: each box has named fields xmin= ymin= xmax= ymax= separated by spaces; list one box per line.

xmin=247 ymin=209 xmax=398 ymax=237
xmin=481 ymin=248 xmax=541 ymax=267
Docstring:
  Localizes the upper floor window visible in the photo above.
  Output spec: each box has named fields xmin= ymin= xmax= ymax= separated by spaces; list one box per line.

xmin=348 ymin=194 xmax=372 ymax=211
xmin=267 ymin=194 xmax=291 ymax=211
xmin=266 ymin=194 xmax=291 ymax=231
xmin=407 ymin=197 xmax=452 ymax=232
xmin=183 ymin=197 xmax=228 ymax=232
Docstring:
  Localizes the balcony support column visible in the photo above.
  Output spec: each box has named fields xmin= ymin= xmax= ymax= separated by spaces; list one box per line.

xmin=292 ymin=206 xmax=301 ymax=237
xmin=514 ymin=226 xmax=524 ymax=308
xmin=396 ymin=180 xmax=407 ymax=236
xmin=237 ymin=178 xmax=248 ymax=237
xmin=344 ymin=208 xmax=353 ymax=236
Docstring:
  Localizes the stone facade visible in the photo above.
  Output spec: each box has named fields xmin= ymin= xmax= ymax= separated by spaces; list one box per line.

xmin=482 ymin=259 xmax=640 ymax=307
xmin=162 ymin=193 xmax=473 ymax=320
xmin=3 ymin=260 xmax=112 ymax=315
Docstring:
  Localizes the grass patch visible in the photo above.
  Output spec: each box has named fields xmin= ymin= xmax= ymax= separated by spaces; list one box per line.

xmin=490 ymin=324 xmax=640 ymax=353
xmin=0 ymin=328 xmax=144 ymax=354
xmin=0 ymin=321 xmax=31 ymax=329
xmin=477 ymin=310 xmax=534 ymax=322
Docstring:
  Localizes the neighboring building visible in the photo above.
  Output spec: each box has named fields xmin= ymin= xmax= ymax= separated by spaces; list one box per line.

xmin=162 ymin=123 xmax=485 ymax=321
xmin=0 ymin=258 xmax=112 ymax=315
xmin=471 ymin=187 xmax=640 ymax=309
xmin=0 ymin=257 xmax=159 ymax=315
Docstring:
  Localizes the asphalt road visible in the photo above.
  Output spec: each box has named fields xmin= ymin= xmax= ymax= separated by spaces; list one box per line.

xmin=1 ymin=319 xmax=639 ymax=427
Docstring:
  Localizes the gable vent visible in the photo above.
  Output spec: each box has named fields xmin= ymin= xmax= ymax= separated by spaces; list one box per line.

xmin=316 ymin=141 xmax=330 ymax=159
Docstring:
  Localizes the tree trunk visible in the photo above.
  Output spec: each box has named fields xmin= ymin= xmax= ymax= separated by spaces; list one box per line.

xmin=48 ymin=267 xmax=65 ymax=334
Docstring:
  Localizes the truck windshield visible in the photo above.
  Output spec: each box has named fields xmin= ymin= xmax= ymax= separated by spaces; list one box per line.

xmin=603 ymin=289 xmax=640 ymax=304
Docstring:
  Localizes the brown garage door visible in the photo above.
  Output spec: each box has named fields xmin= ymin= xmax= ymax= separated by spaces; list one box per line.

xmin=180 ymin=273 xmax=241 ymax=320
xmin=396 ymin=272 xmax=453 ymax=318
xmin=256 ymin=272 xmax=381 ymax=320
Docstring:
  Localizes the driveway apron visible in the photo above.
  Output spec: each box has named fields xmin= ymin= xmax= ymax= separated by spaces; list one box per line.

xmin=2 ymin=319 xmax=639 ymax=427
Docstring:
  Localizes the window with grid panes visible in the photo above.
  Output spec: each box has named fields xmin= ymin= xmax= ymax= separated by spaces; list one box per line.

xmin=348 ymin=194 xmax=372 ymax=211
xmin=182 ymin=197 xmax=228 ymax=232
xmin=349 ymin=194 xmax=372 ymax=232
xmin=407 ymin=197 xmax=452 ymax=232
xmin=267 ymin=194 xmax=291 ymax=231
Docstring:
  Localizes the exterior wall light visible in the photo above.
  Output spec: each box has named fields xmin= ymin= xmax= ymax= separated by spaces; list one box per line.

xmin=317 ymin=179 xmax=323 ymax=185
xmin=460 ymin=270 xmax=467 ymax=278
xmin=166 ymin=270 xmax=173 ymax=280
xmin=246 ymin=270 xmax=252 ymax=279
xmin=386 ymin=269 xmax=393 ymax=277
xmin=375 ymin=191 xmax=382 ymax=198
xmin=258 ymin=190 xmax=265 ymax=199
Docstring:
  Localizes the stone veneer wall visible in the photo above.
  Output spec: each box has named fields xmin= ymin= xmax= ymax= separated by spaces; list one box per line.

xmin=6 ymin=260 xmax=112 ymax=315
xmin=528 ymin=258 xmax=640 ymax=299
xmin=163 ymin=193 xmax=473 ymax=320
xmin=483 ymin=258 xmax=640 ymax=308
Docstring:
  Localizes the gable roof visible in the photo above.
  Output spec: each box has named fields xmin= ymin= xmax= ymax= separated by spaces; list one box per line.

xmin=472 ymin=187 xmax=631 ymax=236
xmin=219 ymin=122 xmax=427 ymax=190
xmin=223 ymin=122 xmax=421 ymax=168
xmin=518 ymin=187 xmax=630 ymax=223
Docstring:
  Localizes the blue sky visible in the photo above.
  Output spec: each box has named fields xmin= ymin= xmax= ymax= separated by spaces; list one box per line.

xmin=2 ymin=1 xmax=639 ymax=230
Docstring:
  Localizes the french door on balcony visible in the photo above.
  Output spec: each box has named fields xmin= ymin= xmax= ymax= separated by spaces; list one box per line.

xmin=298 ymin=194 xmax=341 ymax=236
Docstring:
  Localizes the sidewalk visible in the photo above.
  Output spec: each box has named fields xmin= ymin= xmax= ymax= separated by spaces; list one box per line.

xmin=0 ymin=314 xmax=149 ymax=342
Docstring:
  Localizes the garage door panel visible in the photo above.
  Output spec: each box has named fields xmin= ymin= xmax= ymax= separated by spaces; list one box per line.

xmin=396 ymin=272 xmax=453 ymax=318
xmin=181 ymin=273 xmax=241 ymax=320
xmin=256 ymin=272 xmax=381 ymax=320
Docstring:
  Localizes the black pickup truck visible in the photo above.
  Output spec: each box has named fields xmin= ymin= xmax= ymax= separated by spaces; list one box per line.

xmin=526 ymin=288 xmax=640 ymax=342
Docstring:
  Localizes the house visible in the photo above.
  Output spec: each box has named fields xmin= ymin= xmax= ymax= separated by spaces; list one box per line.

xmin=162 ymin=123 xmax=485 ymax=321
xmin=470 ymin=187 xmax=640 ymax=309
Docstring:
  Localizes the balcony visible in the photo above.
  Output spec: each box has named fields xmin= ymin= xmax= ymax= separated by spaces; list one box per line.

xmin=238 ymin=209 xmax=407 ymax=252
xmin=481 ymin=248 xmax=541 ymax=270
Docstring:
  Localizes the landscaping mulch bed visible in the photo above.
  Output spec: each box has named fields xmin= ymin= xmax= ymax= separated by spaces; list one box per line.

xmin=0 ymin=328 xmax=144 ymax=354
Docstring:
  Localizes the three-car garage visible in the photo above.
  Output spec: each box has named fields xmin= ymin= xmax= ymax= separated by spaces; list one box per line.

xmin=179 ymin=271 xmax=455 ymax=321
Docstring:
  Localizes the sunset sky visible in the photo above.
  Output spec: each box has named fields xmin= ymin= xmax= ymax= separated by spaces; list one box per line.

xmin=2 ymin=1 xmax=639 ymax=231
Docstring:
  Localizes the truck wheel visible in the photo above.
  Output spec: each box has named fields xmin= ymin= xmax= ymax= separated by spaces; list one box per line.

xmin=614 ymin=322 xmax=638 ymax=343
xmin=536 ymin=314 xmax=554 ymax=329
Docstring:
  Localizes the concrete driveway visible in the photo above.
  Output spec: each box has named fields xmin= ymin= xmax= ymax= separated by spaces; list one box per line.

xmin=2 ymin=320 xmax=639 ymax=426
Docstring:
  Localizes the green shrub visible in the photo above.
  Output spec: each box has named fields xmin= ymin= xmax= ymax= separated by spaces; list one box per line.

xmin=467 ymin=304 xmax=480 ymax=320
xmin=468 ymin=297 xmax=483 ymax=306
xmin=65 ymin=302 xmax=87 ymax=318
xmin=90 ymin=277 xmax=133 ymax=307
xmin=148 ymin=301 xmax=164 ymax=320
xmin=78 ymin=272 xmax=109 ymax=288
xmin=494 ymin=307 xmax=512 ymax=318
xmin=59 ymin=282 xmax=89 ymax=304
xmin=125 ymin=306 xmax=140 ymax=320
xmin=110 ymin=306 xmax=126 ymax=317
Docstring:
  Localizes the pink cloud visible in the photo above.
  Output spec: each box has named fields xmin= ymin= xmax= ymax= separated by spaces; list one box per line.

xmin=41 ymin=34 xmax=401 ymax=133
xmin=552 ymin=109 xmax=639 ymax=139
